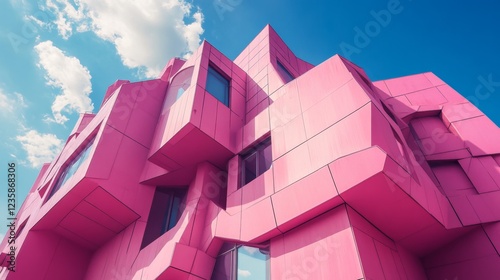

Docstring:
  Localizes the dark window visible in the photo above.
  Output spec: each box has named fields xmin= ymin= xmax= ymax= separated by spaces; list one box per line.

xmin=164 ymin=66 xmax=194 ymax=109
xmin=211 ymin=243 xmax=270 ymax=280
xmin=276 ymin=60 xmax=294 ymax=83
xmin=48 ymin=137 xmax=95 ymax=200
xmin=206 ymin=65 xmax=230 ymax=106
xmin=141 ymin=188 xmax=186 ymax=248
xmin=241 ymin=138 xmax=272 ymax=186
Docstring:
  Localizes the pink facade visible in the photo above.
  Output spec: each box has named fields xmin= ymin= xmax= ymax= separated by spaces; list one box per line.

xmin=2 ymin=25 xmax=500 ymax=279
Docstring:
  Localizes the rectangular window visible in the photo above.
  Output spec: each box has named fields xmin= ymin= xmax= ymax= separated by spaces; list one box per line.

xmin=206 ymin=65 xmax=230 ymax=106
xmin=276 ymin=60 xmax=294 ymax=83
xmin=241 ymin=137 xmax=272 ymax=187
xmin=210 ymin=243 xmax=270 ymax=280
xmin=237 ymin=246 xmax=269 ymax=280
xmin=47 ymin=137 xmax=95 ymax=200
xmin=141 ymin=188 xmax=186 ymax=248
xmin=212 ymin=243 xmax=270 ymax=280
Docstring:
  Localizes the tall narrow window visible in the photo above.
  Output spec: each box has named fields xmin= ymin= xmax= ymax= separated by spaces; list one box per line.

xmin=164 ymin=66 xmax=194 ymax=109
xmin=241 ymin=137 xmax=272 ymax=187
xmin=141 ymin=188 xmax=186 ymax=248
xmin=276 ymin=60 xmax=294 ymax=83
xmin=237 ymin=246 xmax=269 ymax=280
xmin=48 ymin=137 xmax=95 ymax=200
xmin=212 ymin=243 xmax=270 ymax=280
xmin=206 ymin=65 xmax=230 ymax=106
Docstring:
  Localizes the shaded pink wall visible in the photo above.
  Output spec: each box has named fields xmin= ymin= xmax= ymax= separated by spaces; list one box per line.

xmin=424 ymin=227 xmax=500 ymax=279
xmin=271 ymin=206 xmax=364 ymax=279
xmin=3 ymin=231 xmax=91 ymax=280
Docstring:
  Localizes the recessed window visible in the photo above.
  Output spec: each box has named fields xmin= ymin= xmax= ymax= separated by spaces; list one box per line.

xmin=211 ymin=243 xmax=270 ymax=280
xmin=206 ymin=65 xmax=230 ymax=106
xmin=241 ymin=137 xmax=272 ymax=187
xmin=141 ymin=188 xmax=186 ymax=248
xmin=47 ymin=137 xmax=95 ymax=200
xmin=164 ymin=66 xmax=194 ymax=109
xmin=276 ymin=60 xmax=294 ymax=83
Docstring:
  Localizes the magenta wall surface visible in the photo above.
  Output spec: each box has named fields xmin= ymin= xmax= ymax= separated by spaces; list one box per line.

xmin=1 ymin=25 xmax=500 ymax=280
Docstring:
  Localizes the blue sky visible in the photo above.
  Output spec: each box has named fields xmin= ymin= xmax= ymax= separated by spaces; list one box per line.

xmin=0 ymin=0 xmax=499 ymax=238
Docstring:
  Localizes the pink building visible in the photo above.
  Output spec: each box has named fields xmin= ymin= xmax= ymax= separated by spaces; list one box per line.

xmin=2 ymin=25 xmax=500 ymax=280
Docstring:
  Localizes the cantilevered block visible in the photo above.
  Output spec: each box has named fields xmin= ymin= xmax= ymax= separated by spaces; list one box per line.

xmin=271 ymin=167 xmax=342 ymax=233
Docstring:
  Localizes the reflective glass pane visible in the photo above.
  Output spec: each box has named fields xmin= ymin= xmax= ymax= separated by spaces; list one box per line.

xmin=243 ymin=152 xmax=257 ymax=185
xmin=49 ymin=169 xmax=68 ymax=198
xmin=48 ymin=138 xmax=95 ymax=199
xmin=164 ymin=66 xmax=194 ymax=109
xmin=160 ymin=192 xmax=173 ymax=234
xmin=237 ymin=246 xmax=269 ymax=280
xmin=142 ymin=188 xmax=187 ymax=248
xmin=167 ymin=193 xmax=182 ymax=230
xmin=63 ymin=138 xmax=94 ymax=184
xmin=206 ymin=66 xmax=229 ymax=106
xmin=212 ymin=251 xmax=235 ymax=280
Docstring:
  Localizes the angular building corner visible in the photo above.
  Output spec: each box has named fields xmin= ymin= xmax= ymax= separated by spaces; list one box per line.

xmin=1 ymin=24 xmax=500 ymax=279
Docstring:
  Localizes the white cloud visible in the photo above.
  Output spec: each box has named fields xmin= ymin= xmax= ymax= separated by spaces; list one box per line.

xmin=42 ymin=0 xmax=85 ymax=39
xmin=0 ymin=89 xmax=28 ymax=115
xmin=0 ymin=89 xmax=14 ymax=112
xmin=25 ymin=14 xmax=50 ymax=29
xmin=242 ymin=246 xmax=259 ymax=255
xmin=13 ymin=92 xmax=28 ymax=108
xmin=34 ymin=40 xmax=93 ymax=124
xmin=14 ymin=92 xmax=28 ymax=107
xmin=38 ymin=0 xmax=204 ymax=78
xmin=237 ymin=269 xmax=251 ymax=278
xmin=16 ymin=130 xmax=64 ymax=168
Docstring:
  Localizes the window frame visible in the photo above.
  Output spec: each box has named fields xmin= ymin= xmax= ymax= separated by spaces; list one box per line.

xmin=141 ymin=187 xmax=187 ymax=249
xmin=206 ymin=64 xmax=230 ymax=107
xmin=240 ymin=137 xmax=272 ymax=187
xmin=211 ymin=243 xmax=270 ymax=280
xmin=164 ymin=66 xmax=195 ymax=110
xmin=46 ymin=136 xmax=96 ymax=201
xmin=160 ymin=189 xmax=185 ymax=233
